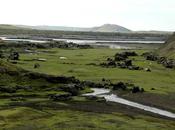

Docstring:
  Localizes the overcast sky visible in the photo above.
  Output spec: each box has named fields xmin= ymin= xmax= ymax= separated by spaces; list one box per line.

xmin=0 ymin=0 xmax=175 ymax=31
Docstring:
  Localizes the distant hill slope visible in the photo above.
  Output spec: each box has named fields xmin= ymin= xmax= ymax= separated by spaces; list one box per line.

xmin=91 ymin=24 xmax=131 ymax=32
xmin=16 ymin=25 xmax=89 ymax=32
xmin=0 ymin=24 xmax=173 ymax=34
xmin=158 ymin=33 xmax=175 ymax=57
xmin=15 ymin=24 xmax=131 ymax=32
xmin=0 ymin=24 xmax=24 ymax=30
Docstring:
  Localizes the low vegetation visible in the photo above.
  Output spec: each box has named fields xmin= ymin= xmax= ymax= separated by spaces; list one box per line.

xmin=0 ymin=32 xmax=175 ymax=129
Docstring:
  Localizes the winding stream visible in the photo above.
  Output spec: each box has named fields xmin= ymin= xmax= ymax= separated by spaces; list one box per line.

xmin=84 ymin=88 xmax=175 ymax=119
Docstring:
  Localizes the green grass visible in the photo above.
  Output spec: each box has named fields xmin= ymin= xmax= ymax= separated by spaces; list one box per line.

xmin=1 ymin=48 xmax=175 ymax=130
xmin=16 ymin=48 xmax=175 ymax=94
xmin=0 ymin=106 xmax=174 ymax=130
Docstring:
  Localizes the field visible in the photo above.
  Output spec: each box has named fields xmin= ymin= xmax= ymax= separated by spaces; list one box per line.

xmin=0 ymin=105 xmax=175 ymax=130
xmin=0 ymin=46 xmax=175 ymax=130
xmin=16 ymin=48 xmax=175 ymax=94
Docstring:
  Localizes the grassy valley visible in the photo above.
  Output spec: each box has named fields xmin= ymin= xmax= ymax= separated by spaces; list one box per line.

xmin=0 ymin=30 xmax=175 ymax=130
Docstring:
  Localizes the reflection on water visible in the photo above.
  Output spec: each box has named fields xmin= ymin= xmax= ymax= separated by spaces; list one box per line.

xmin=0 ymin=37 xmax=46 ymax=43
xmin=53 ymin=38 xmax=165 ymax=44
xmin=0 ymin=37 xmax=164 ymax=49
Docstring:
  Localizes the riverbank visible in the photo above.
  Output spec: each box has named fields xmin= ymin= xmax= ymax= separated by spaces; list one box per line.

xmin=0 ymin=36 xmax=163 ymax=49
xmin=84 ymin=88 xmax=175 ymax=119
xmin=114 ymin=90 xmax=175 ymax=113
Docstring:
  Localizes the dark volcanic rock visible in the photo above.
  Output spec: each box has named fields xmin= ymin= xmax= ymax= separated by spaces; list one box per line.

xmin=82 ymin=81 xmax=105 ymax=88
xmin=9 ymin=52 xmax=20 ymax=60
xmin=115 ymin=53 xmax=128 ymax=61
xmin=25 ymin=72 xmax=80 ymax=84
xmin=34 ymin=63 xmax=40 ymax=69
xmin=60 ymin=84 xmax=84 ymax=96
xmin=162 ymin=59 xmax=175 ymax=68
xmin=132 ymin=86 xmax=144 ymax=93
xmin=124 ymin=60 xmax=132 ymax=66
xmin=115 ymin=51 xmax=138 ymax=61
xmin=143 ymin=52 xmax=175 ymax=69
xmin=128 ymin=66 xmax=143 ymax=70
xmin=100 ymin=51 xmax=142 ymax=71
xmin=50 ymin=93 xmax=72 ymax=101
xmin=112 ymin=82 xmax=127 ymax=90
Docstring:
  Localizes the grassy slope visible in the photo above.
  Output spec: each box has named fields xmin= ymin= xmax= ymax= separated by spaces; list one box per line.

xmin=15 ymin=48 xmax=175 ymax=112
xmin=16 ymin=48 xmax=175 ymax=94
xmin=0 ymin=106 xmax=175 ymax=130
xmin=1 ymin=50 xmax=175 ymax=130
xmin=0 ymin=24 xmax=25 ymax=30
xmin=158 ymin=33 xmax=175 ymax=58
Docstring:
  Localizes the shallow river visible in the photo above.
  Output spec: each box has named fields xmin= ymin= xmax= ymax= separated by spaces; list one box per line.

xmin=0 ymin=37 xmax=164 ymax=49
xmin=84 ymin=88 xmax=175 ymax=119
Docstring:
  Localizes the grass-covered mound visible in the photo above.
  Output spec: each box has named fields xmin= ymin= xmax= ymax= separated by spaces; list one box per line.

xmin=158 ymin=33 xmax=175 ymax=58
xmin=0 ymin=60 xmax=91 ymax=99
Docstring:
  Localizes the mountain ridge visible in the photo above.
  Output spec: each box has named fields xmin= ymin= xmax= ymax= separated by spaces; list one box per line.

xmin=15 ymin=24 xmax=131 ymax=32
xmin=0 ymin=24 xmax=173 ymax=34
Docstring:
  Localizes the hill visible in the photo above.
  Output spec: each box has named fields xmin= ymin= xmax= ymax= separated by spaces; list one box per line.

xmin=15 ymin=24 xmax=131 ymax=32
xmin=158 ymin=33 xmax=175 ymax=57
xmin=0 ymin=24 xmax=24 ymax=30
xmin=91 ymin=24 xmax=131 ymax=32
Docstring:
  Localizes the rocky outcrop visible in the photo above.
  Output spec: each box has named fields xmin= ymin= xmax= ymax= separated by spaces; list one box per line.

xmin=50 ymin=93 xmax=72 ymax=101
xmin=112 ymin=82 xmax=145 ymax=93
xmin=100 ymin=51 xmax=143 ymax=70
xmin=0 ymin=41 xmax=93 ymax=49
xmin=143 ymin=52 xmax=175 ymax=69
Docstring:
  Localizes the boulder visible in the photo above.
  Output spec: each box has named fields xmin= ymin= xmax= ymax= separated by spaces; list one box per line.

xmin=114 ymin=53 xmax=127 ymax=61
xmin=115 ymin=51 xmax=138 ymax=62
xmin=151 ymin=88 xmax=155 ymax=90
xmin=124 ymin=51 xmax=138 ymax=56
xmin=162 ymin=59 xmax=175 ymax=68
xmin=34 ymin=63 xmax=40 ymax=69
xmin=157 ymin=57 xmax=167 ymax=64
xmin=9 ymin=52 xmax=19 ymax=60
xmin=128 ymin=66 xmax=142 ymax=70
xmin=124 ymin=60 xmax=132 ymax=66
xmin=112 ymin=82 xmax=127 ymax=90
xmin=107 ymin=60 xmax=116 ymax=67
xmin=50 ymin=93 xmax=72 ymax=101
xmin=142 ymin=52 xmax=158 ymax=61
xmin=132 ymin=86 xmax=144 ymax=93
xmin=82 ymin=81 xmax=105 ymax=88
xmin=144 ymin=68 xmax=151 ymax=72
xmin=60 ymin=84 xmax=83 ymax=96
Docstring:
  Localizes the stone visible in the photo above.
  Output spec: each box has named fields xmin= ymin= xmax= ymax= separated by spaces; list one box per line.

xmin=112 ymin=82 xmax=127 ymax=90
xmin=50 ymin=93 xmax=72 ymax=101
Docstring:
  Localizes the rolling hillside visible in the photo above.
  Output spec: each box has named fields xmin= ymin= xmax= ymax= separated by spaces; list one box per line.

xmin=158 ymin=33 xmax=175 ymax=57
xmin=0 ymin=24 xmax=24 ymax=30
